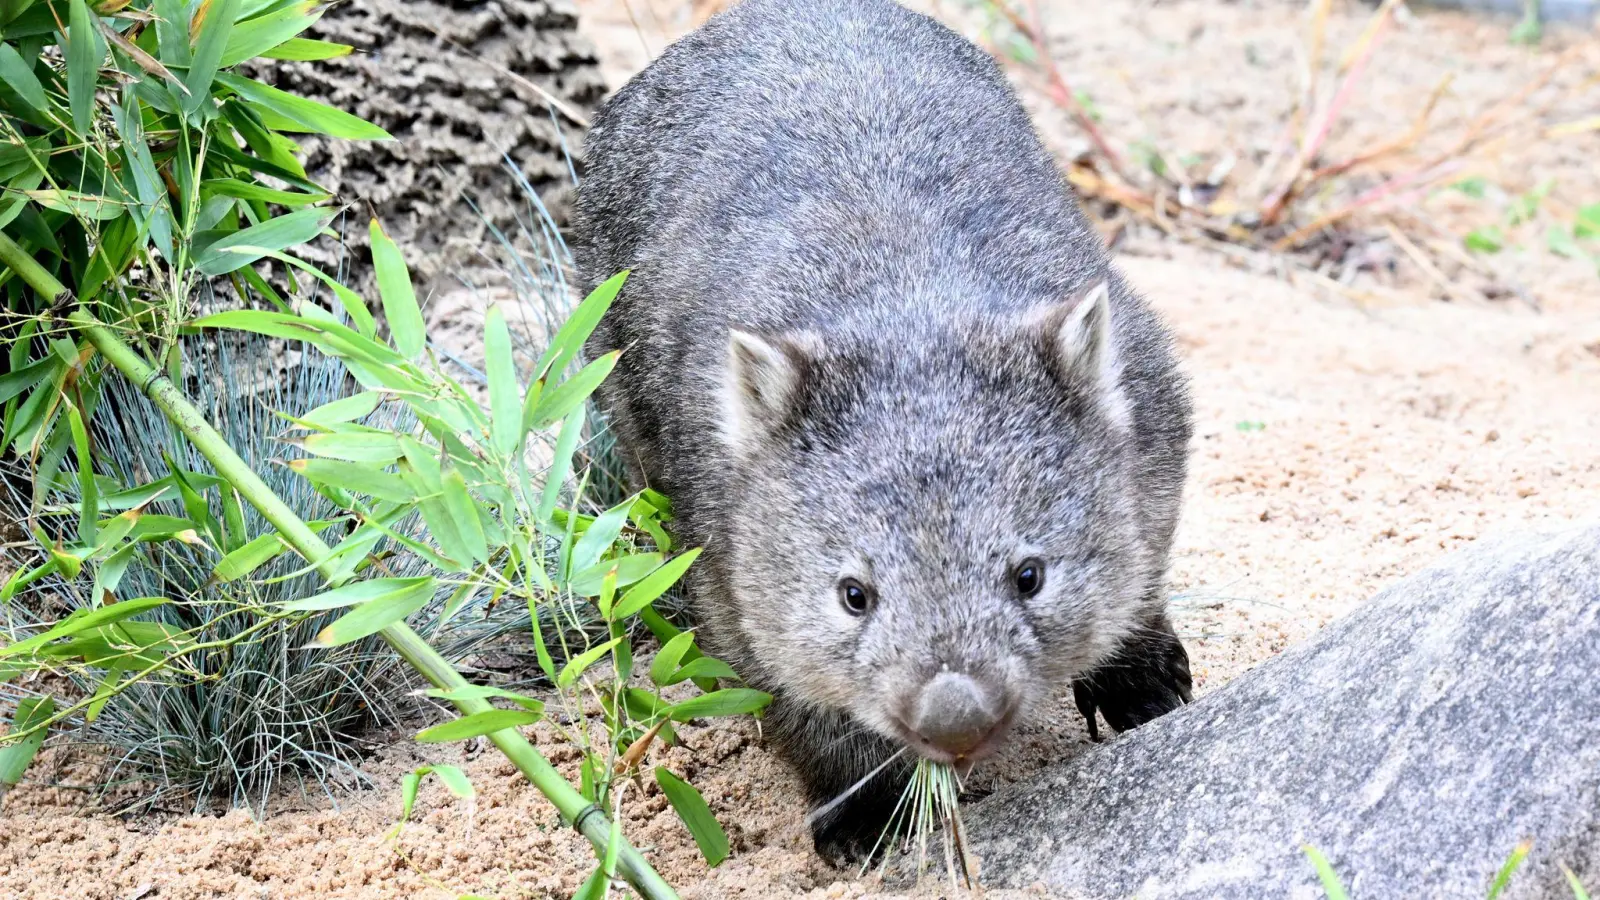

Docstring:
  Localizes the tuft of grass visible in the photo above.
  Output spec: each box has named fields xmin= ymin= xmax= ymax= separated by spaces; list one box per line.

xmin=870 ymin=758 xmax=971 ymax=888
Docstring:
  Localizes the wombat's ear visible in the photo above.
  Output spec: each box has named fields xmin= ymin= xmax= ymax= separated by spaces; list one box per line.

xmin=720 ymin=328 xmax=815 ymax=454
xmin=1037 ymin=280 xmax=1127 ymax=424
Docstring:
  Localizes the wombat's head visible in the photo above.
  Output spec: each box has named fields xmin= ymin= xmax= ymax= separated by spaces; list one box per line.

xmin=719 ymin=280 xmax=1155 ymax=765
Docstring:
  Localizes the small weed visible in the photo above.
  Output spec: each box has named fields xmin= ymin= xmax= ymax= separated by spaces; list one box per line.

xmin=1306 ymin=840 xmax=1592 ymax=900
xmin=1236 ymin=420 xmax=1267 ymax=432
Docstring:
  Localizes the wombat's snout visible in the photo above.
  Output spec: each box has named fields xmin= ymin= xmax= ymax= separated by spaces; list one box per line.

xmin=902 ymin=671 xmax=1016 ymax=762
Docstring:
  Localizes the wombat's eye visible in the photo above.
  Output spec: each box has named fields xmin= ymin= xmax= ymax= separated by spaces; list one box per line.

xmin=1013 ymin=559 xmax=1045 ymax=597
xmin=839 ymin=578 xmax=873 ymax=616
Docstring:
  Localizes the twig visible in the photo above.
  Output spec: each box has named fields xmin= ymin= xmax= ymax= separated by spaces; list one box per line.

xmin=1018 ymin=0 xmax=1131 ymax=183
xmin=1383 ymin=220 xmax=1475 ymax=304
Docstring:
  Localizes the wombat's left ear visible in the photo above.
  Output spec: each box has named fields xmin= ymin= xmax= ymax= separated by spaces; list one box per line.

xmin=1041 ymin=279 xmax=1114 ymax=392
xmin=719 ymin=328 xmax=817 ymax=455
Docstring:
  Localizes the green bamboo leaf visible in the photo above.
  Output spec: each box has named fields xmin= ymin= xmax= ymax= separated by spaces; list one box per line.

xmin=295 ymin=430 xmax=402 ymax=463
xmin=428 ymin=764 xmax=473 ymax=800
xmin=1576 ymin=204 xmax=1600 ymax=240
xmin=193 ymin=207 xmax=334 ymax=276
xmin=648 ymin=631 xmax=697 ymax=687
xmin=299 ymin=390 xmax=383 ymax=427
xmin=0 ymin=43 xmax=47 ymax=111
xmin=567 ymin=499 xmax=633 ymax=580
xmin=0 ymin=597 xmax=169 ymax=658
xmin=661 ymin=656 xmax=738 ymax=686
xmin=414 ymin=709 xmax=540 ymax=743
xmin=527 ymin=352 xmax=619 ymax=432
xmin=311 ymin=577 xmax=435 ymax=647
xmin=423 ymin=685 xmax=544 ymax=714
xmin=556 ymin=637 xmax=622 ymax=690
xmin=202 ymin=177 xmax=329 ymax=207
xmin=286 ymin=458 xmax=414 ymax=503
xmin=1487 ymin=841 xmax=1532 ymax=900
xmin=368 ymin=218 xmax=423 ymax=358
xmin=483 ymin=305 xmax=521 ymax=455
xmin=25 ymin=190 xmax=127 ymax=220
xmin=537 ymin=406 xmax=585 ymax=523
xmin=569 ymin=552 xmax=662 ymax=598
xmin=151 ymin=0 xmax=189 ymax=64
xmin=260 ymin=36 xmax=351 ymax=60
xmin=83 ymin=664 xmax=123 ymax=723
xmin=0 ymin=696 xmax=54 ymax=789
xmin=654 ymin=766 xmax=730 ymax=867
xmin=611 ymin=548 xmax=702 ymax=621
xmin=666 ymin=688 xmax=772 ymax=722
xmin=219 ymin=1 xmax=319 ymax=66
xmin=0 ymin=356 xmax=58 ymax=406
xmin=183 ymin=0 xmax=241 ymax=114
xmin=277 ymin=575 xmax=431 ymax=612
xmin=1562 ymin=864 xmax=1592 ymax=900
xmin=571 ymin=866 xmax=607 ymax=900
xmin=67 ymin=403 xmax=95 ymax=546
xmin=188 ymin=309 xmax=399 ymax=368
xmin=66 ymin=0 xmax=106 ymax=136
xmin=441 ymin=468 xmax=488 ymax=564
xmin=537 ymin=270 xmax=628 ymax=380
xmin=215 ymin=72 xmax=391 ymax=139
xmin=212 ymin=533 xmax=286 ymax=582
xmin=398 ymin=770 xmax=421 ymax=821
xmin=88 ymin=542 xmax=139 ymax=605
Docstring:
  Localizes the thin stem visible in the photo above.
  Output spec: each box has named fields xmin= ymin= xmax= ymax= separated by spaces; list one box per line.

xmin=70 ymin=309 xmax=680 ymax=900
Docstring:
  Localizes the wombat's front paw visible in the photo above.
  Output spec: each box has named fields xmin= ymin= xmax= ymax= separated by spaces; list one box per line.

xmin=1072 ymin=615 xmax=1194 ymax=741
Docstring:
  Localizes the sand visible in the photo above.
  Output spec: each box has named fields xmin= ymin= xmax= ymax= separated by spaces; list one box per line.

xmin=3 ymin=1 xmax=1598 ymax=897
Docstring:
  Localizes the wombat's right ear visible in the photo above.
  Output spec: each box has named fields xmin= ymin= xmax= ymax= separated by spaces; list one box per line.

xmin=719 ymin=328 xmax=815 ymax=455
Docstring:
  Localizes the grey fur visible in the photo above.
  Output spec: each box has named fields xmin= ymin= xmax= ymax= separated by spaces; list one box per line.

xmin=573 ymin=0 xmax=1194 ymax=857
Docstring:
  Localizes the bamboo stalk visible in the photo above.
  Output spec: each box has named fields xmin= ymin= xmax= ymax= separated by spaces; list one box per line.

xmin=0 ymin=231 xmax=72 ymax=309
xmin=68 ymin=309 xmax=680 ymax=900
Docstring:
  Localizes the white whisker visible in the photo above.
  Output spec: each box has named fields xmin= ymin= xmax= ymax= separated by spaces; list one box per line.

xmin=805 ymin=746 xmax=909 ymax=826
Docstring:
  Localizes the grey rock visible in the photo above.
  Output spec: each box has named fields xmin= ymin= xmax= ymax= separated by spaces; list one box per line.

xmin=965 ymin=522 xmax=1600 ymax=899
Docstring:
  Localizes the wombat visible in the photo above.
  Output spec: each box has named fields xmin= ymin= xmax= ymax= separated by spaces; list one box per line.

xmin=573 ymin=0 xmax=1194 ymax=859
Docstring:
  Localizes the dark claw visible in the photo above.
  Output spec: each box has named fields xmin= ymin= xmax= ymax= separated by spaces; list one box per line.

xmin=1073 ymin=612 xmax=1193 ymax=739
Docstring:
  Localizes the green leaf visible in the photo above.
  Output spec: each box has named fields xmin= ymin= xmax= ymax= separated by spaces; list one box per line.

xmin=1302 ymin=845 xmax=1350 ymax=900
xmin=151 ymin=0 xmax=189 ymax=65
xmin=648 ymin=631 xmax=698 ymax=687
xmin=483 ymin=305 xmax=522 ymax=455
xmin=537 ymin=270 xmax=628 ymax=380
xmin=568 ymin=499 xmax=634 ymax=579
xmin=415 ymin=709 xmax=540 ymax=743
xmin=0 ymin=356 xmax=58 ymax=409
xmin=312 ymin=577 xmax=435 ymax=647
xmin=666 ymin=688 xmax=772 ymax=722
xmin=556 ymin=637 xmax=622 ymax=690
xmin=0 ymin=43 xmax=46 ymax=110
xmin=1575 ymin=203 xmax=1600 ymax=239
xmin=212 ymin=533 xmax=286 ymax=582
xmin=193 ymin=207 xmax=335 ymax=276
xmin=67 ymin=403 xmax=95 ymax=546
xmin=423 ymin=685 xmax=544 ymax=714
xmin=0 ymin=696 xmax=54 ymax=787
xmin=231 ymin=248 xmax=373 ymax=337
xmin=286 ymin=458 xmax=414 ymax=504
xmin=1487 ymin=841 xmax=1532 ymax=900
xmin=398 ymin=770 xmax=421 ymax=821
xmin=25 ymin=190 xmax=127 ymax=220
xmin=1449 ymin=177 xmax=1489 ymax=199
xmin=428 ymin=764 xmax=473 ymax=800
xmin=202 ymin=177 xmax=329 ymax=207
xmin=299 ymin=391 xmax=383 ymax=427
xmin=571 ymin=865 xmax=607 ymax=900
xmin=369 ymin=219 xmax=424 ymax=358
xmin=188 ymin=309 xmax=401 ymax=368
xmin=184 ymin=0 xmax=241 ymax=114
xmin=611 ymin=548 xmax=701 ymax=622
xmin=654 ymin=766 xmax=730 ymax=867
xmin=661 ymin=656 xmax=738 ymax=686
xmin=260 ymin=37 xmax=352 ymax=61
xmin=537 ymin=406 xmax=586 ymax=524
xmin=1547 ymin=226 xmax=1590 ymax=261
xmin=278 ymin=576 xmax=432 ymax=612
xmin=1465 ymin=226 xmax=1505 ymax=254
xmin=569 ymin=552 xmax=662 ymax=597
xmin=215 ymin=72 xmax=391 ymax=139
xmin=0 ymin=597 xmax=169 ymax=659
xmin=296 ymin=430 xmax=402 ymax=463
xmin=220 ymin=1 xmax=319 ymax=66
xmin=66 ymin=0 xmax=106 ymax=136
xmin=528 ymin=352 xmax=619 ymax=432
xmin=440 ymin=469 xmax=488 ymax=564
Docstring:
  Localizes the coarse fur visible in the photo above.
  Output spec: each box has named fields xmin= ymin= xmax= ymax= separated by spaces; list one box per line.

xmin=572 ymin=0 xmax=1195 ymax=860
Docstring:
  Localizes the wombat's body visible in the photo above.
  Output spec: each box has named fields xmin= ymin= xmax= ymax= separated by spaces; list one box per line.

xmin=574 ymin=0 xmax=1194 ymax=858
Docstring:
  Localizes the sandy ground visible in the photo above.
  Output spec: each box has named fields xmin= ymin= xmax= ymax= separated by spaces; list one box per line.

xmin=3 ymin=1 xmax=1599 ymax=898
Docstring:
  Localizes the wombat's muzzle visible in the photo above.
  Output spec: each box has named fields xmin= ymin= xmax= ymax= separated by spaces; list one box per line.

xmin=903 ymin=671 xmax=1016 ymax=763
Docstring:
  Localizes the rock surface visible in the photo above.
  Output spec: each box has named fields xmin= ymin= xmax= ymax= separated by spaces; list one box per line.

xmin=254 ymin=0 xmax=604 ymax=291
xmin=964 ymin=522 xmax=1600 ymax=899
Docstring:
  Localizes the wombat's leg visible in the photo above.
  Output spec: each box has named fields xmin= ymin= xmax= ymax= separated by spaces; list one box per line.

xmin=769 ymin=699 xmax=912 ymax=864
xmin=1071 ymin=609 xmax=1193 ymax=741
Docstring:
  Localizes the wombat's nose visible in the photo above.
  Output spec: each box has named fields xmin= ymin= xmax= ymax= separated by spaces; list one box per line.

xmin=908 ymin=672 xmax=1010 ymax=759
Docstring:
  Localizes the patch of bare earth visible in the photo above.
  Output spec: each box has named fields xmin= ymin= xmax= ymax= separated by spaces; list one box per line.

xmin=3 ymin=2 xmax=1596 ymax=897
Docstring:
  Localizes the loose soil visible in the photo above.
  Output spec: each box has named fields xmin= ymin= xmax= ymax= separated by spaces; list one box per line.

xmin=3 ymin=2 xmax=1597 ymax=898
